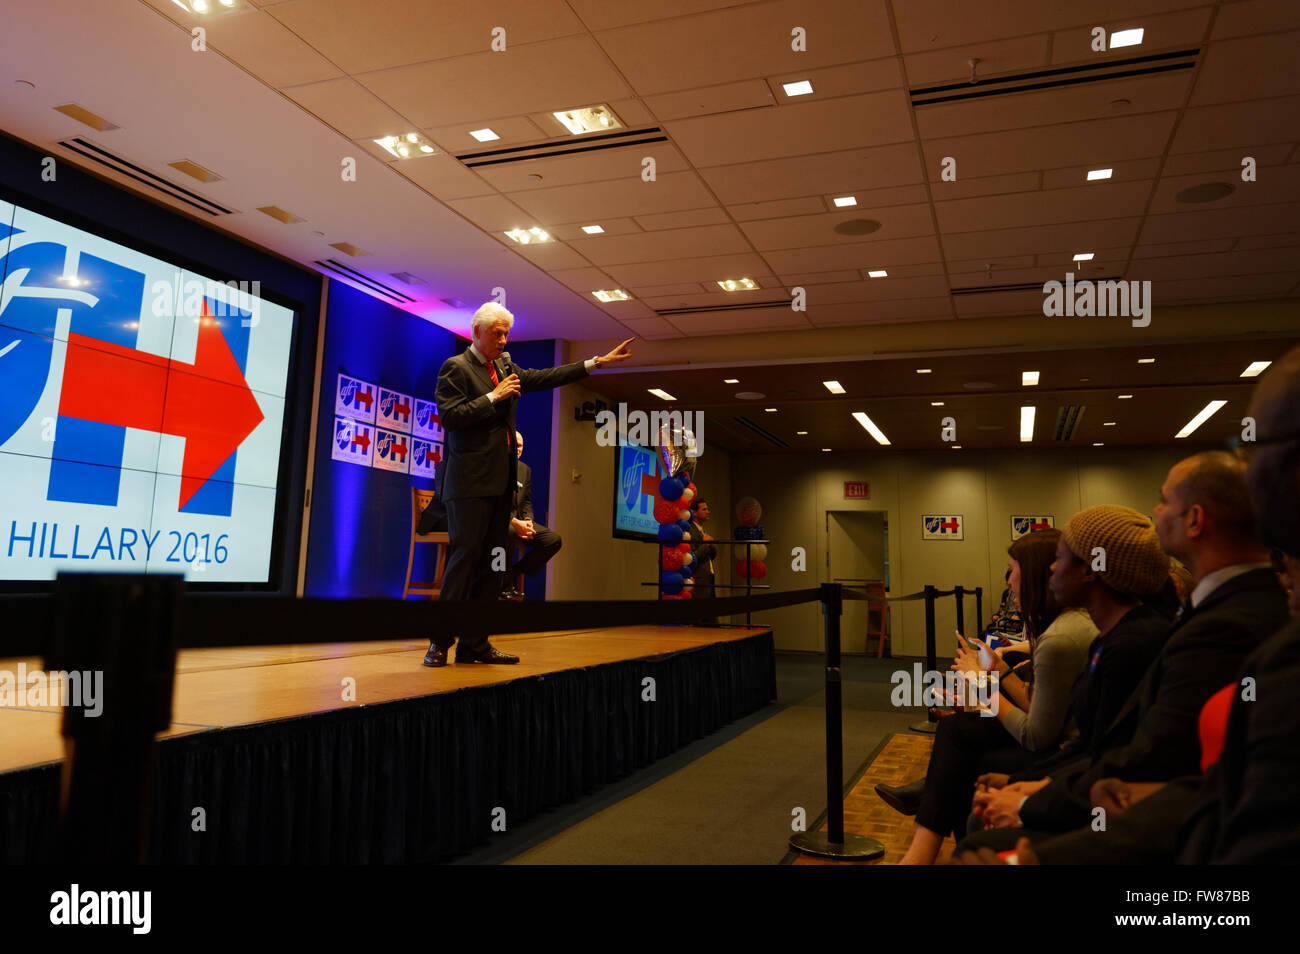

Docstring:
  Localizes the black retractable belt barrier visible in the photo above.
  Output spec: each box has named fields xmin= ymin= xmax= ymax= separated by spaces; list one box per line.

xmin=910 ymin=584 xmax=941 ymax=734
xmin=787 ymin=583 xmax=883 ymax=861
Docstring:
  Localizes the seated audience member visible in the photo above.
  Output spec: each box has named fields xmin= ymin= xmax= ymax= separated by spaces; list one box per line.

xmin=954 ymin=347 xmax=1300 ymax=865
xmin=883 ymin=529 xmax=1099 ymax=865
xmin=501 ymin=431 xmax=562 ymax=601
xmin=964 ymin=451 xmax=1289 ymax=851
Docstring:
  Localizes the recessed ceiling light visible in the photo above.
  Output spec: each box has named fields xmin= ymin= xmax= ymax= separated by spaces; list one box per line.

xmin=1118 ymin=394 xmax=1133 ymax=399
xmin=469 ymin=128 xmax=499 ymax=142
xmin=822 ymin=447 xmax=832 ymax=452
xmin=1176 ymin=400 xmax=1227 ymax=439
xmin=1138 ymin=358 xmax=1155 ymax=364
xmin=1103 ymin=421 xmax=1117 ymax=426
xmin=951 ymin=445 xmax=962 ymax=450
xmin=553 ymin=104 xmax=622 ymax=135
xmin=1087 ymin=168 xmax=1113 ymax=181
xmin=1241 ymin=361 xmax=1271 ymax=377
xmin=867 ymin=269 xmax=888 ymax=278
xmin=1073 ymin=252 xmax=1095 ymax=262
xmin=833 ymin=196 xmax=857 ymax=208
xmin=1093 ymin=442 xmax=1105 ymax=447
xmin=717 ymin=277 xmax=758 ymax=291
xmin=373 ymin=132 xmax=436 ymax=159
xmin=796 ymin=430 xmax=808 ymax=435
xmin=648 ymin=388 xmax=677 ymax=402
xmin=764 ymin=408 xmax=777 ymax=413
xmin=591 ymin=289 xmax=630 ymax=302
xmin=1020 ymin=406 xmax=1036 ymax=442
xmin=783 ymin=80 xmax=814 ymax=97
xmin=852 ymin=411 xmax=891 ymax=446
xmin=1110 ymin=28 xmax=1144 ymax=49
xmin=582 ymin=225 xmax=605 ymax=235
xmin=1022 ymin=371 xmax=1040 ymax=387
xmin=505 ymin=227 xmax=550 ymax=244
xmin=724 ymin=378 xmax=739 ymax=384
xmin=823 ymin=380 xmax=845 ymax=394
xmin=931 ymin=401 xmax=945 ymax=406
xmin=916 ymin=368 xmax=932 ymax=374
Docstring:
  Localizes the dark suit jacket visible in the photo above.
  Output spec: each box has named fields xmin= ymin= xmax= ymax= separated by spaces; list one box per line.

xmin=415 ymin=462 xmax=448 ymax=533
xmin=690 ymin=519 xmax=717 ymax=583
xmin=511 ymin=460 xmax=533 ymax=523
xmin=1019 ymin=568 xmax=1289 ymax=831
xmin=435 ymin=348 xmax=587 ymax=500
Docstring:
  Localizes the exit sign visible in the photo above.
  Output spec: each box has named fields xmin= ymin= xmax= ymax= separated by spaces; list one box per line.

xmin=844 ymin=481 xmax=870 ymax=499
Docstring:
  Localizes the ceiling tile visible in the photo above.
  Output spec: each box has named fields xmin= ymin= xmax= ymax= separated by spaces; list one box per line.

xmin=1170 ymin=96 xmax=1300 ymax=152
xmin=1049 ymin=7 xmax=1213 ymax=64
xmin=643 ymin=79 xmax=775 ymax=122
xmin=475 ymin=142 xmax=692 ymax=193
xmin=666 ymin=307 xmax=813 ymax=335
xmin=1139 ymin=202 xmax=1300 ymax=244
xmin=941 ymin=219 xmax=1142 ymax=260
xmin=445 ymin=194 xmax=538 ymax=232
xmin=603 ymin=251 xmax=773 ymax=286
xmin=509 ymin=170 xmax=718 ymax=222
xmin=761 ymin=235 xmax=944 ymax=274
xmin=392 ymin=154 xmax=495 ymax=200
xmin=425 ymin=117 xmax=550 ymax=153
xmin=633 ymin=208 xmax=730 ymax=230
xmin=741 ymin=203 xmax=936 ymax=250
xmin=936 ymin=181 xmax=1154 ymax=233
xmin=904 ymin=36 xmax=1049 ymax=87
xmin=511 ymin=241 xmax=591 ymax=270
xmin=699 ymin=143 xmax=923 ymax=204
xmin=1189 ymin=33 xmax=1300 ymax=106
xmin=281 ymin=77 xmax=412 ymax=138
xmin=571 ymin=223 xmax=750 ymax=266
xmin=205 ymin=10 xmax=343 ymax=87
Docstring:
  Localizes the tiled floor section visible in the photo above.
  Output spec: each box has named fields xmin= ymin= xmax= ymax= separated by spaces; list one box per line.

xmin=792 ymin=731 xmax=955 ymax=865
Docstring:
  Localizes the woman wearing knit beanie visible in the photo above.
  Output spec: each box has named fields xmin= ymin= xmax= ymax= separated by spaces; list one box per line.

xmin=972 ymin=505 xmax=1175 ymax=824
xmin=891 ymin=528 xmax=1099 ymax=864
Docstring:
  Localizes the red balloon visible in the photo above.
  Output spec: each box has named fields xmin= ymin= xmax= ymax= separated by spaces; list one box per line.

xmin=735 ymin=559 xmax=749 ymax=578
xmin=680 ymin=589 xmax=692 ymax=599
xmin=661 ymin=548 xmax=684 ymax=572
xmin=676 ymin=543 xmax=691 ymax=553
xmin=749 ymin=560 xmax=767 ymax=580
xmin=654 ymin=497 xmax=681 ymax=524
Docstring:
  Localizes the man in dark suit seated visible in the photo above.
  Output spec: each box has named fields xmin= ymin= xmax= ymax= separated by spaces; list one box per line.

xmin=416 ymin=454 xmax=448 ymax=533
xmin=500 ymin=430 xmax=562 ymax=601
xmin=422 ymin=301 xmax=633 ymax=668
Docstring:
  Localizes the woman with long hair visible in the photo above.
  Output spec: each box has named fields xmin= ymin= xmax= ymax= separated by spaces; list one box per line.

xmin=883 ymin=528 xmax=1099 ymax=865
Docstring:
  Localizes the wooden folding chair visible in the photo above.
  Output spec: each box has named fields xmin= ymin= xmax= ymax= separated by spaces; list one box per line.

xmin=403 ymin=487 xmax=450 ymax=599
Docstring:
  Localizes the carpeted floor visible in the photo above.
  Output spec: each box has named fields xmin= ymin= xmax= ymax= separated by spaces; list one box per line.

xmin=452 ymin=649 xmax=928 ymax=865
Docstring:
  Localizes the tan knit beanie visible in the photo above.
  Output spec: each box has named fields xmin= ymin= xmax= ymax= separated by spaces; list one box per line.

xmin=1061 ymin=505 xmax=1169 ymax=596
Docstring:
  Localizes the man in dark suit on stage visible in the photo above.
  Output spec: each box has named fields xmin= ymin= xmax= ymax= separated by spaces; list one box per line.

xmin=500 ymin=430 xmax=563 ymax=601
xmin=423 ymin=302 xmax=633 ymax=667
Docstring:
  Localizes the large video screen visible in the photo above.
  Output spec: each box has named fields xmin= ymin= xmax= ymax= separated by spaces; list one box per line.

xmin=0 ymin=199 xmax=296 ymax=583
xmin=612 ymin=441 xmax=670 ymax=541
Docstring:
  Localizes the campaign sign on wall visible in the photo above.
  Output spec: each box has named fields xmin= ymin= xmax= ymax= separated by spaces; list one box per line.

xmin=613 ymin=442 xmax=666 ymax=540
xmin=331 ymin=417 xmax=373 ymax=467
xmin=409 ymin=437 xmax=441 ymax=478
xmin=413 ymin=398 xmax=444 ymax=442
xmin=373 ymin=427 xmax=410 ymax=474
xmin=922 ymin=514 xmax=964 ymax=540
xmin=0 ymin=199 xmax=294 ymax=583
xmin=1011 ymin=515 xmax=1054 ymax=539
xmin=335 ymin=373 xmax=375 ymax=424
xmin=377 ymin=387 xmax=412 ymax=433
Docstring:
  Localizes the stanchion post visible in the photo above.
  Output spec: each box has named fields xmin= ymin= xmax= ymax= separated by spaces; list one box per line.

xmin=787 ymin=583 xmax=882 ymax=860
xmin=975 ymin=586 xmax=983 ymax=636
xmin=745 ymin=541 xmax=752 ymax=627
xmin=954 ymin=584 xmax=965 ymax=637
xmin=48 ymin=573 xmax=181 ymax=863
xmin=911 ymin=584 xmax=940 ymax=734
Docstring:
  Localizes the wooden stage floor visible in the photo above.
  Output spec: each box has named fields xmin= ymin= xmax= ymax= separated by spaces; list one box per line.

xmin=0 ymin=624 xmax=771 ymax=775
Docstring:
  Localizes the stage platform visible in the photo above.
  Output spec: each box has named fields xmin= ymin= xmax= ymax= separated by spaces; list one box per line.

xmin=0 ymin=624 xmax=776 ymax=863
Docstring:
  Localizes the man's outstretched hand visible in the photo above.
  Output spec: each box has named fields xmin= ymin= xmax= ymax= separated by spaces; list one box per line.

xmin=597 ymin=338 xmax=635 ymax=367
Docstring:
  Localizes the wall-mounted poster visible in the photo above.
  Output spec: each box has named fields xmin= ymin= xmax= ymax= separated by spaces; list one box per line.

xmin=331 ymin=416 xmax=373 ymax=467
xmin=377 ymin=387 xmax=412 ymax=433
xmin=922 ymin=514 xmax=964 ymax=540
xmin=335 ymin=373 xmax=375 ymax=423
xmin=409 ymin=437 xmax=441 ymax=479
xmin=373 ymin=427 xmax=410 ymax=474
xmin=1011 ymin=515 xmax=1054 ymax=539
xmin=413 ymin=398 xmax=444 ymax=442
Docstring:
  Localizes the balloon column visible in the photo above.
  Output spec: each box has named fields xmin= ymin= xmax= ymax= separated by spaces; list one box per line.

xmin=734 ymin=497 xmax=768 ymax=582
xmin=654 ymin=423 xmax=701 ymax=600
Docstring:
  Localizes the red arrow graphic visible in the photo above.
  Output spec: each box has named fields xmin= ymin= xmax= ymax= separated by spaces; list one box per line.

xmin=352 ymin=431 xmax=370 ymax=453
xmin=429 ymin=446 xmax=441 ymax=465
xmin=59 ymin=301 xmax=265 ymax=510
xmin=391 ymin=438 xmax=408 ymax=461
xmin=355 ymin=389 xmax=373 ymax=410
xmin=394 ymin=398 xmax=410 ymax=418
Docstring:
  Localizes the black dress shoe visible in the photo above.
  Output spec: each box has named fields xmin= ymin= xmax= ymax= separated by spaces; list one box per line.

xmin=423 ymin=643 xmax=448 ymax=668
xmin=499 ymin=587 xmax=525 ymax=602
xmin=454 ymin=644 xmax=519 ymax=664
xmin=875 ymin=777 xmax=927 ymax=816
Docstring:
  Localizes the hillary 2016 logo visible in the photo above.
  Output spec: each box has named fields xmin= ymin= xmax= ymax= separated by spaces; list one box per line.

xmin=373 ymin=427 xmax=409 ymax=474
xmin=922 ymin=514 xmax=964 ymax=540
xmin=331 ymin=417 xmax=372 ymax=467
xmin=0 ymin=225 xmax=259 ymax=516
xmin=335 ymin=374 xmax=375 ymax=423
xmin=409 ymin=438 xmax=441 ymax=478
xmin=378 ymin=388 xmax=412 ymax=433
xmin=413 ymin=398 xmax=443 ymax=441
xmin=1011 ymin=515 xmax=1054 ymax=540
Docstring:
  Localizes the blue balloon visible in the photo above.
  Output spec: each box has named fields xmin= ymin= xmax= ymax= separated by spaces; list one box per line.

xmin=680 ymin=562 xmax=694 ymax=579
xmin=658 ymin=523 xmax=683 ymax=543
xmin=658 ymin=476 xmax=684 ymax=501
xmin=660 ymin=570 xmax=684 ymax=595
xmin=676 ymin=519 xmax=693 ymax=536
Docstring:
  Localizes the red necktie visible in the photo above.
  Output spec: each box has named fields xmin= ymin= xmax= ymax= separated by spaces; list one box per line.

xmin=485 ymin=360 xmax=508 ymax=446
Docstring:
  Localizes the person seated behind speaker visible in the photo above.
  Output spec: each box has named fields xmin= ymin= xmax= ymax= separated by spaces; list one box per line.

xmin=500 ymin=430 xmax=562 ymax=601
xmin=416 ymin=453 xmax=448 ymax=533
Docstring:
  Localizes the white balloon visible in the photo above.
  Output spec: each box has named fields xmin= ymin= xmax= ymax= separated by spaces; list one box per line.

xmin=680 ymin=486 xmax=695 ymax=504
xmin=678 ymin=509 xmax=691 ymax=521
xmin=681 ymin=553 xmax=693 ymax=565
